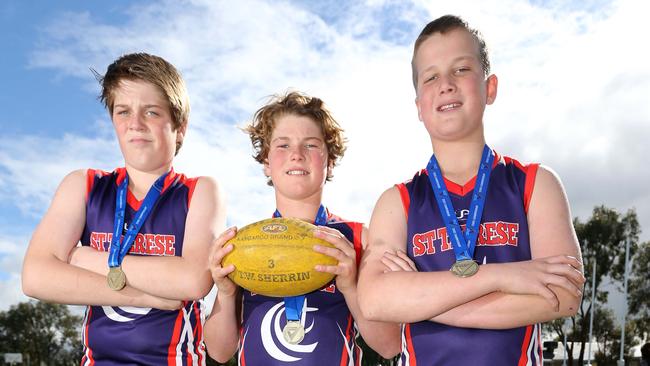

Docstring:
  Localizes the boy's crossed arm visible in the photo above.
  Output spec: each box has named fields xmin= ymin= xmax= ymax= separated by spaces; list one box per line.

xmin=22 ymin=170 xmax=180 ymax=309
xmin=67 ymin=176 xmax=225 ymax=301
xmin=357 ymin=180 xmax=584 ymax=328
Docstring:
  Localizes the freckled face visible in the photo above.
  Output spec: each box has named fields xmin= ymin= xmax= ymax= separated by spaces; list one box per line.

xmin=264 ymin=114 xmax=331 ymax=202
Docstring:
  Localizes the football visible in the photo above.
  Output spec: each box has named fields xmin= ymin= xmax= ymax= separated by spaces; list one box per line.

xmin=221 ymin=217 xmax=338 ymax=297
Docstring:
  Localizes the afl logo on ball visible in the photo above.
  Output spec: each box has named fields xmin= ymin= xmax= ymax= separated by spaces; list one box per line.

xmin=262 ymin=223 xmax=288 ymax=234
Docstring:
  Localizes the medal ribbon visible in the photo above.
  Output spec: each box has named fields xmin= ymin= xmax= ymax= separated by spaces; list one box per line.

xmin=426 ymin=145 xmax=494 ymax=262
xmin=275 ymin=205 xmax=328 ymax=323
xmin=108 ymin=171 xmax=169 ymax=269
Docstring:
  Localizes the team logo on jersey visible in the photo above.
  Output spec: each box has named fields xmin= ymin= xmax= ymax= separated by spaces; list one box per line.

xmin=102 ymin=306 xmax=151 ymax=322
xmin=456 ymin=209 xmax=470 ymax=221
xmin=260 ymin=300 xmax=318 ymax=362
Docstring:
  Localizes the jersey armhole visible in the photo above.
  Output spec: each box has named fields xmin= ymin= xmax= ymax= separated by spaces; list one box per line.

xmin=396 ymin=183 xmax=410 ymax=220
xmin=352 ymin=222 xmax=363 ymax=268
xmin=523 ymin=163 xmax=540 ymax=214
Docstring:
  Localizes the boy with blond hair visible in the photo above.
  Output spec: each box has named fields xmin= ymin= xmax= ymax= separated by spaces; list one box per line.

xmin=358 ymin=15 xmax=585 ymax=365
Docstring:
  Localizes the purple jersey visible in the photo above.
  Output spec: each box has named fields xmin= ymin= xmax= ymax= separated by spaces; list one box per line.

xmin=79 ymin=168 xmax=206 ymax=366
xmin=238 ymin=212 xmax=363 ymax=366
xmin=396 ymin=154 xmax=542 ymax=366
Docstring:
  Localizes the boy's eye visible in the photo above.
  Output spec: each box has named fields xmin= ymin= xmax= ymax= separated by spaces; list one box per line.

xmin=425 ymin=74 xmax=438 ymax=82
xmin=145 ymin=110 xmax=159 ymax=117
xmin=455 ymin=67 xmax=470 ymax=74
xmin=306 ymin=144 xmax=319 ymax=149
xmin=115 ymin=110 xmax=129 ymax=116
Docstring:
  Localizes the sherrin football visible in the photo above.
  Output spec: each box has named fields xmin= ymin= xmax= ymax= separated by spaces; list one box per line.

xmin=221 ymin=217 xmax=338 ymax=297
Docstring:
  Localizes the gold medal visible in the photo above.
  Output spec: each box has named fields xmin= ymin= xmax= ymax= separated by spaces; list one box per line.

xmin=107 ymin=266 xmax=126 ymax=291
xmin=450 ymin=259 xmax=479 ymax=278
xmin=282 ymin=321 xmax=305 ymax=344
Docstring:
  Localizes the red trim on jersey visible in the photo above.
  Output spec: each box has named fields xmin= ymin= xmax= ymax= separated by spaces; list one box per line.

xmin=162 ymin=168 xmax=176 ymax=193
xmin=192 ymin=301 xmax=204 ymax=366
xmin=404 ymin=323 xmax=417 ymax=366
xmin=167 ymin=305 xmax=186 ymax=366
xmin=338 ymin=314 xmax=354 ymax=366
xmin=115 ymin=167 xmax=127 ymax=186
xmin=239 ymin=327 xmax=247 ymax=366
xmin=352 ymin=222 xmax=363 ymax=267
xmin=523 ymin=164 xmax=539 ymax=214
xmin=517 ymin=324 xmax=534 ymax=366
xmin=432 ymin=151 xmax=502 ymax=197
xmin=126 ymin=190 xmax=143 ymax=211
xmin=80 ymin=307 xmax=94 ymax=366
xmin=185 ymin=177 xmax=199 ymax=208
xmin=396 ymin=183 xmax=410 ymax=220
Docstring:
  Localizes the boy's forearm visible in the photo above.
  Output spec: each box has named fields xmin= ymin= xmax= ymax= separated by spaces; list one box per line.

xmin=204 ymin=291 xmax=241 ymax=363
xmin=71 ymin=249 xmax=211 ymax=300
xmin=23 ymin=253 xmax=178 ymax=309
xmin=340 ymin=286 xmax=401 ymax=359
xmin=431 ymin=286 xmax=580 ymax=329
xmin=358 ymin=268 xmax=498 ymax=323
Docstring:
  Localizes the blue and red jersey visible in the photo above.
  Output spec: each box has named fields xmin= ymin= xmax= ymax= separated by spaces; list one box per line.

xmin=80 ymin=167 xmax=206 ymax=366
xmin=238 ymin=212 xmax=364 ymax=366
xmin=397 ymin=154 xmax=543 ymax=366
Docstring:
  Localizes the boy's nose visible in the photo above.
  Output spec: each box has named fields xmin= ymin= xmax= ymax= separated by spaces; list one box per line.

xmin=289 ymin=146 xmax=306 ymax=160
xmin=438 ymin=76 xmax=456 ymax=94
xmin=127 ymin=114 xmax=146 ymax=130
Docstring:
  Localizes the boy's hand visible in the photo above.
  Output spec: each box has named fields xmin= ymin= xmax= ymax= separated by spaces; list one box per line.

xmin=381 ymin=250 xmax=418 ymax=273
xmin=491 ymin=255 xmax=585 ymax=310
xmin=208 ymin=227 xmax=239 ymax=298
xmin=313 ymin=227 xmax=357 ymax=294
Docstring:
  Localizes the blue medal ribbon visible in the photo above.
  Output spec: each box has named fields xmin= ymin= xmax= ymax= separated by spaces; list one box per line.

xmin=426 ymin=145 xmax=494 ymax=263
xmin=108 ymin=171 xmax=169 ymax=269
xmin=275 ymin=205 xmax=328 ymax=323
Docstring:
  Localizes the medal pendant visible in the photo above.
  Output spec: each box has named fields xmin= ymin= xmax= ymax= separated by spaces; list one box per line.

xmin=450 ymin=259 xmax=479 ymax=278
xmin=107 ymin=266 xmax=127 ymax=291
xmin=282 ymin=321 xmax=305 ymax=344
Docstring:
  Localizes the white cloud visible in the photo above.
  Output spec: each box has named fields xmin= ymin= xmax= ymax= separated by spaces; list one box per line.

xmin=1 ymin=0 xmax=648 ymax=318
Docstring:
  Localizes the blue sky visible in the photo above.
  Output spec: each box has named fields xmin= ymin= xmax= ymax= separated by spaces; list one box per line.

xmin=1 ymin=0 xmax=648 ymax=319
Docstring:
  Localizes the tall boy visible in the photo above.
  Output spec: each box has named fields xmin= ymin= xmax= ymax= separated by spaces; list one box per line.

xmin=203 ymin=91 xmax=400 ymax=364
xmin=357 ymin=15 xmax=585 ymax=365
xmin=22 ymin=53 xmax=225 ymax=365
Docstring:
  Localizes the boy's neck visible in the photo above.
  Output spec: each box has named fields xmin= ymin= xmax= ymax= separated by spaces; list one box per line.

xmin=125 ymin=164 xmax=172 ymax=200
xmin=431 ymin=139 xmax=487 ymax=185
xmin=275 ymin=195 xmax=324 ymax=223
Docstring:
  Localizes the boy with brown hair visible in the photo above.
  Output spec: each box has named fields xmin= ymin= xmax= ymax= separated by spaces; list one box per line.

xmin=357 ymin=15 xmax=585 ymax=365
xmin=204 ymin=91 xmax=400 ymax=364
xmin=22 ymin=53 xmax=225 ymax=365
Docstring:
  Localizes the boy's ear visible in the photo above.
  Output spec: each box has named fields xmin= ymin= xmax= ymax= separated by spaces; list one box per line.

xmin=176 ymin=123 xmax=188 ymax=144
xmin=415 ymin=97 xmax=423 ymax=121
xmin=486 ymin=74 xmax=498 ymax=105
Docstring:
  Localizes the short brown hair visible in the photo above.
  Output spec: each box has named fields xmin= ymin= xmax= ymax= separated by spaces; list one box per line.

xmin=95 ymin=53 xmax=190 ymax=154
xmin=245 ymin=91 xmax=347 ymax=184
xmin=411 ymin=15 xmax=490 ymax=89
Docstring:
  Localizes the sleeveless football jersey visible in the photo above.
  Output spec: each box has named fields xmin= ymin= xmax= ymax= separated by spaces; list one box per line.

xmin=396 ymin=154 xmax=543 ymax=366
xmin=238 ymin=212 xmax=363 ymax=366
xmin=80 ymin=168 xmax=206 ymax=366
